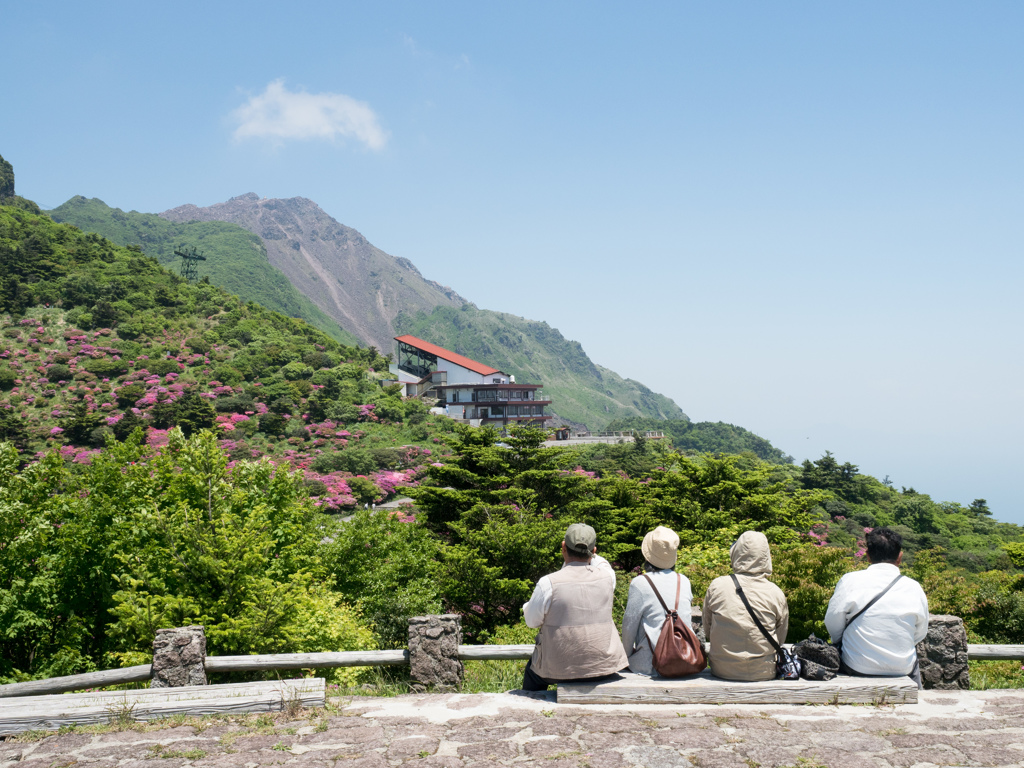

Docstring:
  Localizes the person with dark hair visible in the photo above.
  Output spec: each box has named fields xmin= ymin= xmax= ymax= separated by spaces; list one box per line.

xmin=824 ymin=526 xmax=929 ymax=687
xmin=520 ymin=523 xmax=627 ymax=691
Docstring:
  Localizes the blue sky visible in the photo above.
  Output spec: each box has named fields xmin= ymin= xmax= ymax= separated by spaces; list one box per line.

xmin=4 ymin=2 xmax=1023 ymax=524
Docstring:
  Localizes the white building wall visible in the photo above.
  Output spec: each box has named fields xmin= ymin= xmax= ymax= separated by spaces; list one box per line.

xmin=435 ymin=359 xmax=507 ymax=385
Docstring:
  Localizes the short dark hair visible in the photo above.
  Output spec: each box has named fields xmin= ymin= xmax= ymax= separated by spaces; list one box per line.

xmin=564 ymin=544 xmax=594 ymax=563
xmin=643 ymin=559 xmax=674 ymax=573
xmin=866 ymin=527 xmax=902 ymax=563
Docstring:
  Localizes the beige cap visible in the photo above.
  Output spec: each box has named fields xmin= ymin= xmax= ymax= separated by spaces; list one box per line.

xmin=565 ymin=523 xmax=597 ymax=556
xmin=641 ymin=526 xmax=679 ymax=569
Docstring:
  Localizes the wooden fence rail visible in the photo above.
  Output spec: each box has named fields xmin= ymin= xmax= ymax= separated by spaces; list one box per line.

xmin=965 ymin=644 xmax=1024 ymax=660
xmin=0 ymin=643 xmax=1019 ymax=699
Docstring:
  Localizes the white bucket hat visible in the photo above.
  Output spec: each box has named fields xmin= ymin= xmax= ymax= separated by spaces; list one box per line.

xmin=641 ymin=526 xmax=679 ymax=570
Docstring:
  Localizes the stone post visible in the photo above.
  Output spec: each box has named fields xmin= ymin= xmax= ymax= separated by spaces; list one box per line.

xmin=151 ymin=625 xmax=207 ymax=688
xmin=917 ymin=614 xmax=969 ymax=690
xmin=408 ymin=614 xmax=463 ymax=692
xmin=690 ymin=605 xmax=706 ymax=645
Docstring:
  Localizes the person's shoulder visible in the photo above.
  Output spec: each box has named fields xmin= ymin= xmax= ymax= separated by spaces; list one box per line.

xmin=901 ymin=574 xmax=927 ymax=593
xmin=627 ymin=572 xmax=649 ymax=589
xmin=765 ymin=579 xmax=787 ymax=600
xmin=706 ymin=574 xmax=731 ymax=593
xmin=836 ymin=568 xmax=868 ymax=585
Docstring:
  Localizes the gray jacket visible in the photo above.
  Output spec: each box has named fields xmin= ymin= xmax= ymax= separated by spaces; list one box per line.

xmin=620 ymin=569 xmax=693 ymax=675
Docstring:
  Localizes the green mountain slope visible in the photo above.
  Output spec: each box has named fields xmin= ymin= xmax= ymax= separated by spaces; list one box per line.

xmin=605 ymin=416 xmax=792 ymax=463
xmin=395 ymin=304 xmax=686 ymax=428
xmin=47 ymin=196 xmax=360 ymax=346
xmin=0 ymin=202 xmax=443 ymax=488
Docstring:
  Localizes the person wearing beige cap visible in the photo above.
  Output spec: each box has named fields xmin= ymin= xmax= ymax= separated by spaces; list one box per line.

xmin=620 ymin=526 xmax=694 ymax=675
xmin=520 ymin=523 xmax=627 ymax=691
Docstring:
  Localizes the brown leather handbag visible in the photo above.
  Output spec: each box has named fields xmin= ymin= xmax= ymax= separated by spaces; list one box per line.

xmin=643 ymin=573 xmax=707 ymax=677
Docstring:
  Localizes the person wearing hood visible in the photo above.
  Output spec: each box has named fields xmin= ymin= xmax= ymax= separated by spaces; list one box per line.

xmin=702 ymin=531 xmax=789 ymax=681
xmin=620 ymin=526 xmax=693 ymax=675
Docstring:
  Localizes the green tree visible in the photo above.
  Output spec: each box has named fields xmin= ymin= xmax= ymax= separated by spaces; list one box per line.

xmin=0 ymin=154 xmax=14 ymax=199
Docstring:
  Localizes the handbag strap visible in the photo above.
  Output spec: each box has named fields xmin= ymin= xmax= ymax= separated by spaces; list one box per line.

xmin=642 ymin=573 xmax=681 ymax=616
xmin=730 ymin=574 xmax=781 ymax=653
xmin=642 ymin=573 xmax=682 ymax=654
xmin=844 ymin=574 xmax=903 ymax=632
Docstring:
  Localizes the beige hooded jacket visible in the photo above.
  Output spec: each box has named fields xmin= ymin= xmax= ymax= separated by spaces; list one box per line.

xmin=702 ymin=531 xmax=789 ymax=681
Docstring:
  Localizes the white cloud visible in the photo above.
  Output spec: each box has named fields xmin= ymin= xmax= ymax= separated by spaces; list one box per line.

xmin=232 ymin=79 xmax=387 ymax=150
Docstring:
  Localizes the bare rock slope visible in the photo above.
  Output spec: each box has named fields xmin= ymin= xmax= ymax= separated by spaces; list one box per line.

xmin=161 ymin=194 xmax=464 ymax=351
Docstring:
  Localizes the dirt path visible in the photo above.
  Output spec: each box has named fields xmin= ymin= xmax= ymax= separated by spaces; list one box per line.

xmin=4 ymin=689 xmax=1024 ymax=768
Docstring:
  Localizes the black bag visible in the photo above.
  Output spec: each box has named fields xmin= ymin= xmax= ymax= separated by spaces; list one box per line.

xmin=796 ymin=573 xmax=904 ymax=680
xmin=730 ymin=575 xmax=801 ymax=680
xmin=793 ymin=634 xmax=840 ymax=680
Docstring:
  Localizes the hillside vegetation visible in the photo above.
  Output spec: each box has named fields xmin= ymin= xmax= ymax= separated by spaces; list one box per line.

xmin=606 ymin=416 xmax=793 ymax=463
xmin=396 ymin=304 xmax=686 ymax=428
xmin=1 ymin=200 xmax=1023 ymax=692
xmin=48 ymin=196 xmax=359 ymax=345
xmin=0 ymin=204 xmax=454 ymax=507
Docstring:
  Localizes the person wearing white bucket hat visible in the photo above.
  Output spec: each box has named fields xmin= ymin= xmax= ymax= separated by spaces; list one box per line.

xmin=620 ymin=526 xmax=694 ymax=675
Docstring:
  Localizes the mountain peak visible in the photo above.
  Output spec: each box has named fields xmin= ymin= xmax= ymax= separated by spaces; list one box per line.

xmin=160 ymin=195 xmax=465 ymax=351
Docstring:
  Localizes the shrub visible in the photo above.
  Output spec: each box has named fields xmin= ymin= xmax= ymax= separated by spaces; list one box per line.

xmin=281 ymin=362 xmax=313 ymax=380
xmin=321 ymin=510 xmax=443 ymax=649
xmin=145 ymin=358 xmax=180 ymax=376
xmin=116 ymin=383 xmax=147 ymax=408
xmin=185 ymin=337 xmax=211 ymax=354
xmin=311 ymin=450 xmax=378 ymax=475
xmin=302 ymin=351 xmax=335 ymax=371
xmin=348 ymin=476 xmax=381 ymax=505
xmin=258 ymin=412 xmax=286 ymax=435
xmin=212 ymin=365 xmax=244 ymax=386
xmin=83 ymin=357 xmax=130 ymax=377
xmin=46 ymin=364 xmax=72 ymax=382
xmin=214 ymin=395 xmax=255 ymax=414
xmin=0 ymin=367 xmax=15 ymax=391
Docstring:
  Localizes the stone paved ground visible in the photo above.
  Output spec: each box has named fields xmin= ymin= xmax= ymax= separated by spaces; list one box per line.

xmin=4 ymin=690 xmax=1024 ymax=768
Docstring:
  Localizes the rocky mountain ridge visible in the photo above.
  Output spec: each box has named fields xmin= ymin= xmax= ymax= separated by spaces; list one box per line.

xmin=161 ymin=194 xmax=465 ymax=352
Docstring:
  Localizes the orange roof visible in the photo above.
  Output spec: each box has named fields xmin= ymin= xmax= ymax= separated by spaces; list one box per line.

xmin=394 ymin=334 xmax=501 ymax=376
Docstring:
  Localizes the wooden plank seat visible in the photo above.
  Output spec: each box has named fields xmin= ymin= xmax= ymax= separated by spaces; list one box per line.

xmin=0 ymin=678 xmax=325 ymax=736
xmin=557 ymin=670 xmax=917 ymax=705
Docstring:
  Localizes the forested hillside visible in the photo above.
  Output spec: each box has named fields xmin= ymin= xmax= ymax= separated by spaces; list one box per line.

xmin=396 ymin=304 xmax=686 ymax=428
xmin=606 ymin=416 xmax=793 ymax=463
xmin=2 ymin=194 xmax=1022 ymax=693
xmin=48 ymin=196 xmax=359 ymax=345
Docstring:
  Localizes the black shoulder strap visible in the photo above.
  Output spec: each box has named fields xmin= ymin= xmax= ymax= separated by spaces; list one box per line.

xmin=731 ymin=574 xmax=781 ymax=653
xmin=844 ymin=574 xmax=903 ymax=631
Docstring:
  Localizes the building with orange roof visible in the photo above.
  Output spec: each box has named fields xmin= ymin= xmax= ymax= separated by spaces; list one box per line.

xmin=391 ymin=334 xmax=550 ymax=428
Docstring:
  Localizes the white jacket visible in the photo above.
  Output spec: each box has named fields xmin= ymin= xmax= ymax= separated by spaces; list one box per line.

xmin=824 ymin=562 xmax=929 ymax=676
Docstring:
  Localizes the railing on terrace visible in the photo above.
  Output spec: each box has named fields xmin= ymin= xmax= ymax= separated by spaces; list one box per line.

xmin=1 ymin=643 xmax=1021 ymax=699
xmin=466 ymin=392 xmax=545 ymax=403
xmin=566 ymin=431 xmax=665 ymax=439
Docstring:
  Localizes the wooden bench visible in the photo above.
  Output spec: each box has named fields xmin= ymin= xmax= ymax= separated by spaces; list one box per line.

xmin=557 ymin=670 xmax=917 ymax=705
xmin=0 ymin=678 xmax=325 ymax=736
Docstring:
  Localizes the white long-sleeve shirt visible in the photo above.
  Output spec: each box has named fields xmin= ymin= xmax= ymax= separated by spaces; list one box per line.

xmin=522 ymin=554 xmax=616 ymax=629
xmin=824 ymin=562 xmax=929 ymax=676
